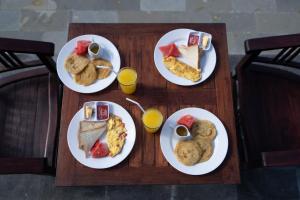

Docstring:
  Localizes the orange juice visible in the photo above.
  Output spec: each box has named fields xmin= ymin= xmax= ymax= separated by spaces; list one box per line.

xmin=117 ymin=67 xmax=137 ymax=94
xmin=142 ymin=108 xmax=164 ymax=133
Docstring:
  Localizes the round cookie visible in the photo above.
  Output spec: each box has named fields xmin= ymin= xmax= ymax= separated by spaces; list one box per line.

xmin=74 ymin=63 xmax=97 ymax=86
xmin=174 ymin=140 xmax=202 ymax=166
xmin=191 ymin=120 xmax=217 ymax=141
xmin=196 ymin=139 xmax=213 ymax=162
xmin=92 ymin=58 xmax=112 ymax=67
xmin=96 ymin=67 xmax=112 ymax=79
xmin=64 ymin=54 xmax=89 ymax=74
xmin=91 ymin=59 xmax=112 ymax=79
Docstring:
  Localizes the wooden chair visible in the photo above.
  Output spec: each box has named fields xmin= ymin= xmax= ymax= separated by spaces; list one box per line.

xmin=0 ymin=38 xmax=61 ymax=174
xmin=235 ymin=33 xmax=300 ymax=168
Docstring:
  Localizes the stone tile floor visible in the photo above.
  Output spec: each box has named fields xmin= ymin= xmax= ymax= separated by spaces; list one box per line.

xmin=0 ymin=0 xmax=300 ymax=199
xmin=0 ymin=0 xmax=299 ymax=55
xmin=0 ymin=167 xmax=300 ymax=199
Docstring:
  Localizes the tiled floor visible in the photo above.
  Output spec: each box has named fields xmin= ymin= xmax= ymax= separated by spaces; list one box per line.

xmin=0 ymin=167 xmax=299 ymax=199
xmin=0 ymin=0 xmax=300 ymax=55
xmin=0 ymin=0 xmax=300 ymax=199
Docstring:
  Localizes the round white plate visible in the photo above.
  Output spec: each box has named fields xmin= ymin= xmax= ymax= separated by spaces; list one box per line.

xmin=154 ymin=29 xmax=216 ymax=86
xmin=160 ymin=107 xmax=228 ymax=175
xmin=57 ymin=34 xmax=121 ymax=93
xmin=67 ymin=101 xmax=136 ymax=169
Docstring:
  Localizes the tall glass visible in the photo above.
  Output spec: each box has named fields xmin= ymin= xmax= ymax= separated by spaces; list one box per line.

xmin=142 ymin=108 xmax=164 ymax=133
xmin=117 ymin=67 xmax=137 ymax=94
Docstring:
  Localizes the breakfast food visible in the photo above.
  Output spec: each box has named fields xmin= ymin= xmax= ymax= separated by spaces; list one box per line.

xmin=159 ymin=43 xmax=180 ymax=57
xmin=75 ymin=40 xmax=91 ymax=55
xmin=188 ymin=32 xmax=201 ymax=46
xmin=92 ymin=58 xmax=112 ymax=67
xmin=159 ymin=31 xmax=213 ymax=82
xmin=97 ymin=104 xmax=109 ymax=121
xmin=90 ymin=141 xmax=109 ymax=158
xmin=175 ymin=140 xmax=202 ymax=166
xmin=163 ymin=56 xmax=201 ymax=82
xmin=196 ymin=139 xmax=213 ymax=162
xmin=65 ymin=53 xmax=90 ymax=74
xmin=174 ymin=116 xmax=217 ymax=165
xmin=64 ymin=40 xmax=113 ymax=86
xmin=74 ymin=62 xmax=97 ymax=86
xmin=177 ymin=115 xmax=195 ymax=129
xmin=188 ymin=32 xmax=211 ymax=50
xmin=178 ymin=45 xmax=202 ymax=69
xmin=107 ymin=115 xmax=127 ymax=157
xmin=92 ymin=58 xmax=112 ymax=80
xmin=191 ymin=120 xmax=216 ymax=141
xmin=77 ymin=102 xmax=127 ymax=159
xmin=84 ymin=105 xmax=94 ymax=119
xmin=202 ymin=35 xmax=209 ymax=49
xmin=78 ymin=121 xmax=107 ymax=157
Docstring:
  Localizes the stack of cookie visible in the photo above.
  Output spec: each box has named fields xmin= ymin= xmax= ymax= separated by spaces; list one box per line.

xmin=64 ymin=53 xmax=112 ymax=86
xmin=174 ymin=120 xmax=216 ymax=166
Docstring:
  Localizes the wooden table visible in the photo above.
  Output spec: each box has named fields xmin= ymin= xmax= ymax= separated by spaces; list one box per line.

xmin=55 ymin=23 xmax=240 ymax=186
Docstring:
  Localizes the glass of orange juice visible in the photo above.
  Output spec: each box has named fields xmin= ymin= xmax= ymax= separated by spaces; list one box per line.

xmin=142 ymin=108 xmax=164 ymax=133
xmin=117 ymin=67 xmax=137 ymax=94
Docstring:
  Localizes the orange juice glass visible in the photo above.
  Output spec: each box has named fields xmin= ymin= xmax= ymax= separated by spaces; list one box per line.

xmin=142 ymin=108 xmax=164 ymax=133
xmin=117 ymin=67 xmax=137 ymax=94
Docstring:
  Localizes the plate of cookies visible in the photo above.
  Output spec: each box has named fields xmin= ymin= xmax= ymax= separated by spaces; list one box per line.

xmin=57 ymin=34 xmax=121 ymax=93
xmin=160 ymin=107 xmax=228 ymax=175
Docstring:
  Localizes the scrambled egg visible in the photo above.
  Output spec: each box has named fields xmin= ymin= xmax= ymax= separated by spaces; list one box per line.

xmin=106 ymin=115 xmax=127 ymax=157
xmin=163 ymin=56 xmax=201 ymax=82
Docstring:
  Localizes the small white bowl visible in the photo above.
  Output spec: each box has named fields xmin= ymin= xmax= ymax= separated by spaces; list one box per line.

xmin=173 ymin=125 xmax=192 ymax=141
xmin=88 ymin=42 xmax=102 ymax=59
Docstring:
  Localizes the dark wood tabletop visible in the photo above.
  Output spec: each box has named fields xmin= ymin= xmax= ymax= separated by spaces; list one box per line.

xmin=55 ymin=23 xmax=240 ymax=186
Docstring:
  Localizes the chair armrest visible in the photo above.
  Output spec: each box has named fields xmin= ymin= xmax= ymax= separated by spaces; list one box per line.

xmin=245 ymin=33 xmax=300 ymax=54
xmin=262 ymin=150 xmax=300 ymax=167
xmin=0 ymin=38 xmax=54 ymax=56
xmin=0 ymin=66 xmax=49 ymax=88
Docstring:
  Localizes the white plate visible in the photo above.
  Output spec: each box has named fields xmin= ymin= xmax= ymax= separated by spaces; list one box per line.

xmin=160 ymin=107 xmax=228 ymax=175
xmin=154 ymin=29 xmax=216 ymax=86
xmin=67 ymin=101 xmax=136 ymax=169
xmin=57 ymin=34 xmax=121 ymax=93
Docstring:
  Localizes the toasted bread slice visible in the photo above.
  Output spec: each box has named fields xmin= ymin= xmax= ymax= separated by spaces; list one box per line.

xmin=79 ymin=121 xmax=106 ymax=132
xmin=178 ymin=45 xmax=199 ymax=69
xmin=78 ymin=121 xmax=107 ymax=157
xmin=78 ymin=126 xmax=106 ymax=157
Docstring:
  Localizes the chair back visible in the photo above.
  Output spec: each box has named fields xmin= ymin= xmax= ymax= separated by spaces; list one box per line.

xmin=0 ymin=38 xmax=56 ymax=72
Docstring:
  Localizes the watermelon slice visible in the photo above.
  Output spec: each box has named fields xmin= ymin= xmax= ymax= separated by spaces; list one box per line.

xmin=75 ymin=40 xmax=91 ymax=55
xmin=90 ymin=141 xmax=109 ymax=158
xmin=177 ymin=115 xmax=195 ymax=129
xmin=159 ymin=43 xmax=180 ymax=57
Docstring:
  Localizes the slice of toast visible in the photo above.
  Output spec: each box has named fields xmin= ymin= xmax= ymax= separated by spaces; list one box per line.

xmin=178 ymin=45 xmax=199 ymax=70
xmin=78 ymin=121 xmax=107 ymax=157
xmin=79 ymin=121 xmax=106 ymax=132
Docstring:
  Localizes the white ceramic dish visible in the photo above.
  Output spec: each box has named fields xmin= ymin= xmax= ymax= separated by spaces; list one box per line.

xmin=154 ymin=29 xmax=216 ymax=86
xmin=160 ymin=107 xmax=228 ymax=175
xmin=57 ymin=34 xmax=120 ymax=93
xmin=67 ymin=101 xmax=136 ymax=169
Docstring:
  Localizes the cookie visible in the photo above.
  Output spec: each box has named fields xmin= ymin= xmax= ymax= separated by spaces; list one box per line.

xmin=191 ymin=120 xmax=217 ymax=141
xmin=196 ymin=139 xmax=213 ymax=162
xmin=64 ymin=53 xmax=89 ymax=74
xmin=97 ymin=67 xmax=112 ymax=79
xmin=74 ymin=63 xmax=97 ymax=86
xmin=174 ymin=140 xmax=202 ymax=166
xmin=91 ymin=58 xmax=112 ymax=79
xmin=92 ymin=58 xmax=112 ymax=67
